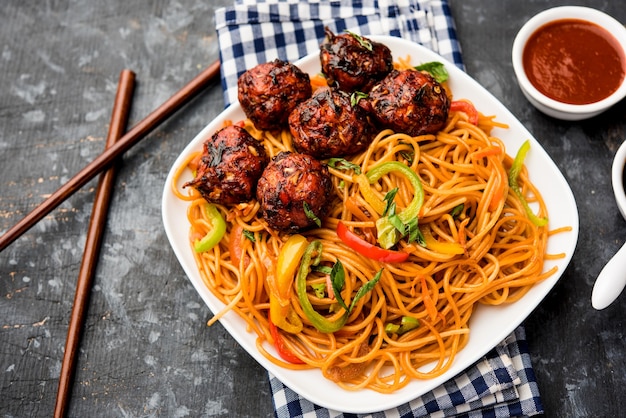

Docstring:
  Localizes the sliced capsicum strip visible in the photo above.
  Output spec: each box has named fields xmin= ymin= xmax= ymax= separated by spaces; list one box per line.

xmin=508 ymin=140 xmax=548 ymax=227
xmin=193 ymin=204 xmax=227 ymax=253
xmin=267 ymin=313 xmax=305 ymax=364
xmin=337 ymin=221 xmax=409 ymax=263
xmin=384 ymin=316 xmax=420 ymax=334
xmin=450 ymin=100 xmax=479 ymax=125
xmin=354 ymin=173 xmax=386 ymax=215
xmin=269 ymin=234 xmax=308 ymax=334
xmin=361 ymin=161 xmax=425 ymax=249
xmin=421 ymin=226 xmax=464 ymax=255
xmin=295 ymin=240 xmax=349 ymax=333
xmin=366 ymin=161 xmax=424 ymax=223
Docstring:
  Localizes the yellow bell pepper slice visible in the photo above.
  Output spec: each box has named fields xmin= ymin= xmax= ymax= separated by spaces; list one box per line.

xmin=422 ymin=226 xmax=464 ymax=255
xmin=355 ymin=173 xmax=386 ymax=215
xmin=269 ymin=234 xmax=308 ymax=334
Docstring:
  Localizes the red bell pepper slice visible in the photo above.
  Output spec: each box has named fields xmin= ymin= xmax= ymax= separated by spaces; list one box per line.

xmin=267 ymin=314 xmax=305 ymax=364
xmin=228 ymin=224 xmax=250 ymax=269
xmin=450 ymin=100 xmax=479 ymax=125
xmin=336 ymin=221 xmax=409 ymax=263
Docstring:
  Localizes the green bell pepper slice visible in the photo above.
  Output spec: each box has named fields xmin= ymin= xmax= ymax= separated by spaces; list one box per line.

xmin=193 ymin=204 xmax=227 ymax=253
xmin=295 ymin=241 xmax=348 ymax=333
xmin=508 ymin=141 xmax=548 ymax=227
xmin=365 ymin=161 xmax=425 ymax=249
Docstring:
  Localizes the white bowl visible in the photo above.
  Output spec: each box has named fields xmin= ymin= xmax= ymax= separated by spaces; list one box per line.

xmin=512 ymin=6 xmax=626 ymax=120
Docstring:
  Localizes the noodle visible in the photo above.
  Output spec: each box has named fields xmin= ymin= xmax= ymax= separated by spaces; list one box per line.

xmin=172 ymin=64 xmax=570 ymax=393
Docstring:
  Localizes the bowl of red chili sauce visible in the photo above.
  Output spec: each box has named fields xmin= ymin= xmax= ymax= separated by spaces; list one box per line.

xmin=512 ymin=6 xmax=626 ymax=120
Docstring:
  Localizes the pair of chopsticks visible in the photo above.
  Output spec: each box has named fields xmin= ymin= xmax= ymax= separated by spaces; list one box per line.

xmin=1 ymin=61 xmax=221 ymax=417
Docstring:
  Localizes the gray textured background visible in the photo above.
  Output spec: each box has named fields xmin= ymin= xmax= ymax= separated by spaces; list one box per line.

xmin=1 ymin=1 xmax=625 ymax=417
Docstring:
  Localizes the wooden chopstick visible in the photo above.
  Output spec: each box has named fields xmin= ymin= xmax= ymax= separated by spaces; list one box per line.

xmin=0 ymin=59 xmax=221 ymax=252
xmin=53 ymin=69 xmax=136 ymax=418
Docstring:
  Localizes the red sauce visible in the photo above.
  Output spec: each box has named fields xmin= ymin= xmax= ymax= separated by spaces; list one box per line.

xmin=523 ymin=19 xmax=626 ymax=104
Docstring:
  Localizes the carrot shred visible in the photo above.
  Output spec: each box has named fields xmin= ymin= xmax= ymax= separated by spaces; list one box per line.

xmin=421 ymin=276 xmax=438 ymax=322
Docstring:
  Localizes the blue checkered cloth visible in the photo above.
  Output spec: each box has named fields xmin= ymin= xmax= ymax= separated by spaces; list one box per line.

xmin=270 ymin=327 xmax=543 ymax=418
xmin=214 ymin=1 xmax=544 ymax=416
xmin=216 ymin=0 xmax=464 ymax=107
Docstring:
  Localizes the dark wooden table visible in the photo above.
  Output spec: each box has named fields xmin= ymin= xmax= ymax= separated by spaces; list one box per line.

xmin=1 ymin=1 xmax=624 ymax=417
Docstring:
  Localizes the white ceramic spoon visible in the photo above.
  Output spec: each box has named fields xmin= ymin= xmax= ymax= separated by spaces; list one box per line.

xmin=592 ymin=140 xmax=626 ymax=310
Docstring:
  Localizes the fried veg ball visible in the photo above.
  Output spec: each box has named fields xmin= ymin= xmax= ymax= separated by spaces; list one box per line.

xmin=256 ymin=152 xmax=333 ymax=233
xmin=288 ymin=87 xmax=374 ymax=159
xmin=184 ymin=125 xmax=268 ymax=205
xmin=237 ymin=59 xmax=312 ymax=131
xmin=368 ymin=69 xmax=450 ymax=136
xmin=320 ymin=28 xmax=393 ymax=93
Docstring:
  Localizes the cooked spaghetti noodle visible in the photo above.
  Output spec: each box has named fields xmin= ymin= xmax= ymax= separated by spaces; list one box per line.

xmin=171 ymin=63 xmax=568 ymax=393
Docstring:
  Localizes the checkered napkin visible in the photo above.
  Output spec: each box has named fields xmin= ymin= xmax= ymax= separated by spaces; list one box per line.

xmin=215 ymin=0 xmax=463 ymax=107
xmin=214 ymin=1 xmax=544 ymax=416
xmin=270 ymin=327 xmax=543 ymax=418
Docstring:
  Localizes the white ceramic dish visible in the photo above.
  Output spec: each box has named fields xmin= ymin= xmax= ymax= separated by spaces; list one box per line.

xmin=162 ymin=36 xmax=579 ymax=413
xmin=511 ymin=6 xmax=626 ymax=120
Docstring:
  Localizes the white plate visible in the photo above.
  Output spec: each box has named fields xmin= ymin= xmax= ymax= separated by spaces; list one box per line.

xmin=162 ymin=36 xmax=579 ymax=413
